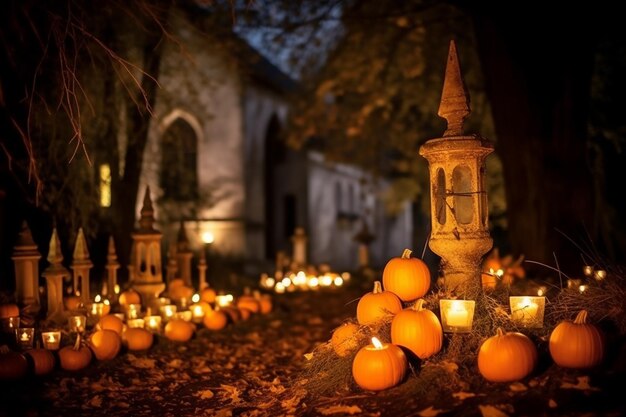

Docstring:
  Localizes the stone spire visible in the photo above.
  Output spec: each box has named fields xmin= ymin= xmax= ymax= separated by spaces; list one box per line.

xmin=12 ymin=221 xmax=41 ymax=311
xmin=47 ymin=228 xmax=65 ymax=268
xmin=176 ymin=220 xmax=193 ymax=286
xmin=42 ymin=228 xmax=70 ymax=323
xmin=438 ymin=40 xmax=470 ymax=137
xmin=105 ymin=236 xmax=120 ymax=300
xmin=138 ymin=186 xmax=156 ymax=232
xmin=71 ymin=228 xmax=93 ymax=305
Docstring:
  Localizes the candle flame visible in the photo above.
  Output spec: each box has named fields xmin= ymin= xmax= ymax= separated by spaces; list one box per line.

xmin=371 ymin=337 xmax=383 ymax=349
xmin=201 ymin=231 xmax=214 ymax=244
xmin=114 ymin=284 xmax=120 ymax=294
xmin=579 ymin=285 xmax=587 ymax=294
xmin=496 ymin=269 xmax=504 ymax=277
xmin=94 ymin=294 xmax=102 ymax=302
xmin=192 ymin=293 xmax=200 ymax=303
xmin=521 ymin=297 xmax=532 ymax=308
xmin=104 ymin=299 xmax=110 ymax=306
xmin=450 ymin=300 xmax=465 ymax=311
xmin=333 ymin=277 xmax=344 ymax=286
xmin=308 ymin=277 xmax=319 ymax=287
xmin=537 ymin=289 xmax=544 ymax=296
xmin=20 ymin=332 xmax=29 ymax=341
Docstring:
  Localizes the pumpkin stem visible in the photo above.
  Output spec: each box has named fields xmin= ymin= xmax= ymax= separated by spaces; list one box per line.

xmin=373 ymin=281 xmax=383 ymax=294
xmin=574 ymin=310 xmax=588 ymax=324
xmin=496 ymin=327 xmax=505 ymax=337
xmin=401 ymin=249 xmax=413 ymax=259
xmin=412 ymin=299 xmax=425 ymax=311
xmin=73 ymin=334 xmax=82 ymax=351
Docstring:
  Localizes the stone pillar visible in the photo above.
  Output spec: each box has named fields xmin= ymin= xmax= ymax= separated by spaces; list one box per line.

xmin=42 ymin=228 xmax=70 ymax=324
xmin=197 ymin=248 xmax=208 ymax=290
xmin=71 ymin=228 xmax=93 ymax=305
xmin=105 ymin=236 xmax=120 ymax=302
xmin=12 ymin=221 xmax=41 ymax=313
xmin=291 ymin=227 xmax=308 ymax=269
xmin=175 ymin=221 xmax=193 ymax=287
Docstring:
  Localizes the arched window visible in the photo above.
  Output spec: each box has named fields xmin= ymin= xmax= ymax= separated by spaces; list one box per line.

xmin=160 ymin=118 xmax=198 ymax=201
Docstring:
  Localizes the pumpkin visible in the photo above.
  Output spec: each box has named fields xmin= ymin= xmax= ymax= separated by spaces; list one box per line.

xmin=352 ymin=337 xmax=407 ymax=391
xmin=123 ymin=328 xmax=154 ymax=351
xmin=482 ymin=248 xmax=525 ymax=286
xmin=203 ymin=309 xmax=228 ymax=331
xmin=238 ymin=307 xmax=252 ymax=321
xmin=331 ymin=323 xmax=359 ymax=357
xmin=118 ymin=289 xmax=141 ymax=307
xmin=221 ymin=306 xmax=242 ymax=323
xmin=382 ymin=249 xmax=431 ymax=302
xmin=478 ymin=328 xmax=537 ymax=382
xmin=63 ymin=295 xmax=83 ymax=311
xmin=549 ymin=310 xmax=604 ymax=369
xmin=391 ymin=299 xmax=443 ymax=359
xmin=254 ymin=291 xmax=273 ymax=314
xmin=97 ymin=314 xmax=124 ymax=336
xmin=0 ymin=347 xmax=28 ymax=380
xmin=237 ymin=289 xmax=260 ymax=314
xmin=356 ymin=281 xmax=402 ymax=325
xmin=0 ymin=303 xmax=20 ymax=319
xmin=168 ymin=278 xmax=185 ymax=289
xmin=169 ymin=284 xmax=194 ymax=301
xmin=59 ymin=335 xmax=92 ymax=371
xmin=200 ymin=287 xmax=217 ymax=304
xmin=89 ymin=329 xmax=121 ymax=360
xmin=25 ymin=347 xmax=56 ymax=376
xmin=164 ymin=319 xmax=195 ymax=342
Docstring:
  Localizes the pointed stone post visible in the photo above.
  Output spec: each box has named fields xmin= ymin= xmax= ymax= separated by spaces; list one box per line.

xmin=105 ymin=236 xmax=120 ymax=302
xmin=42 ymin=228 xmax=70 ymax=323
xmin=197 ymin=247 xmax=208 ymax=290
xmin=419 ymin=41 xmax=493 ymax=299
xmin=71 ymin=228 xmax=93 ymax=306
xmin=130 ymin=186 xmax=165 ymax=308
xmin=176 ymin=221 xmax=193 ymax=287
xmin=12 ymin=221 xmax=41 ymax=313
xmin=291 ymin=227 xmax=308 ymax=269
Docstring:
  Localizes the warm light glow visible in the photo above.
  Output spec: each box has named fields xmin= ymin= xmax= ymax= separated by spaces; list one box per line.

xmin=69 ymin=315 xmax=86 ymax=333
xmin=341 ymin=272 xmax=351 ymax=281
xmin=496 ymin=269 xmax=504 ymax=277
xmin=371 ymin=337 xmax=383 ymax=349
xmin=333 ymin=277 xmax=344 ymax=287
xmin=20 ymin=331 xmax=29 ymax=341
xmin=488 ymin=268 xmax=494 ymax=274
xmin=593 ymin=270 xmax=606 ymax=281
xmin=104 ymin=299 xmax=110 ymax=306
xmin=537 ymin=288 xmax=544 ymax=296
xmin=583 ymin=265 xmax=594 ymax=277
xmin=127 ymin=319 xmax=145 ymax=328
xmin=579 ymin=285 xmax=588 ymax=294
xmin=41 ymin=331 xmax=61 ymax=350
xmin=99 ymin=164 xmax=112 ymax=207
xmin=94 ymin=294 xmax=102 ymax=303
xmin=192 ymin=293 xmax=200 ymax=303
xmin=274 ymin=282 xmax=286 ymax=293
xmin=440 ymin=299 xmax=475 ymax=333
xmin=294 ymin=271 xmax=307 ymax=286
xmin=308 ymin=277 xmax=319 ymax=288
xmin=191 ymin=304 xmax=205 ymax=319
xmin=509 ymin=296 xmax=545 ymax=328
xmin=160 ymin=305 xmax=177 ymax=319
xmin=281 ymin=277 xmax=292 ymax=287
xmin=320 ymin=275 xmax=333 ymax=286
xmin=265 ymin=277 xmax=275 ymax=288
xmin=215 ymin=295 xmax=233 ymax=307
xmin=201 ymin=231 xmax=215 ymax=244
xmin=114 ymin=285 xmax=121 ymax=295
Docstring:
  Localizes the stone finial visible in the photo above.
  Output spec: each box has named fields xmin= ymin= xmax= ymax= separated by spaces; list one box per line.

xmin=139 ymin=186 xmax=156 ymax=231
xmin=72 ymin=228 xmax=91 ymax=263
xmin=47 ymin=228 xmax=64 ymax=265
xmin=107 ymin=236 xmax=119 ymax=267
xmin=438 ymin=40 xmax=470 ymax=137
xmin=177 ymin=220 xmax=189 ymax=252
xmin=14 ymin=221 xmax=37 ymax=250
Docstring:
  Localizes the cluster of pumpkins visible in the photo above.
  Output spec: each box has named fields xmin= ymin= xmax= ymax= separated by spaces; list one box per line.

xmin=329 ymin=249 xmax=606 ymax=391
xmin=0 ymin=283 xmax=273 ymax=380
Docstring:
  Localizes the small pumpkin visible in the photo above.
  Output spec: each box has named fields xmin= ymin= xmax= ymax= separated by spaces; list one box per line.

xmin=25 ymin=346 xmax=56 ymax=376
xmin=118 ymin=289 xmax=141 ymax=307
xmin=238 ymin=307 xmax=252 ymax=321
xmin=200 ymin=287 xmax=217 ymax=304
xmin=549 ymin=310 xmax=604 ymax=369
xmin=352 ymin=337 xmax=407 ymax=391
xmin=478 ymin=328 xmax=537 ymax=382
xmin=89 ymin=329 xmax=122 ymax=361
xmin=168 ymin=278 xmax=185 ymax=289
xmin=123 ymin=327 xmax=154 ymax=351
xmin=97 ymin=314 xmax=124 ymax=336
xmin=356 ymin=281 xmax=402 ymax=325
xmin=237 ymin=289 xmax=260 ymax=314
xmin=203 ymin=308 xmax=228 ymax=331
xmin=169 ymin=284 xmax=194 ymax=301
xmin=0 ymin=346 xmax=28 ymax=380
xmin=164 ymin=319 xmax=195 ymax=342
xmin=63 ymin=295 xmax=83 ymax=311
xmin=382 ymin=249 xmax=431 ymax=302
xmin=331 ymin=323 xmax=359 ymax=357
xmin=391 ymin=299 xmax=443 ymax=359
xmin=59 ymin=335 xmax=92 ymax=371
xmin=221 ymin=306 xmax=242 ymax=323
xmin=254 ymin=291 xmax=273 ymax=314
xmin=0 ymin=303 xmax=20 ymax=319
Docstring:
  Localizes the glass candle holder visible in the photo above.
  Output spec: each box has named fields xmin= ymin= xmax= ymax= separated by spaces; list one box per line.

xmin=215 ymin=295 xmax=233 ymax=308
xmin=1 ymin=316 xmax=20 ymax=333
xmin=566 ymin=279 xmax=582 ymax=289
xmin=174 ymin=310 xmax=192 ymax=322
xmin=157 ymin=297 xmax=171 ymax=307
xmin=113 ymin=313 xmax=125 ymax=321
xmin=68 ymin=315 xmax=87 ymax=333
xmin=41 ymin=331 xmax=62 ymax=350
xmin=159 ymin=305 xmax=177 ymax=321
xmin=127 ymin=318 xmax=145 ymax=329
xmin=144 ymin=315 xmax=162 ymax=333
xmin=190 ymin=304 xmax=206 ymax=322
xmin=439 ymin=299 xmax=475 ymax=333
xmin=509 ymin=296 xmax=545 ymax=328
xmin=89 ymin=302 xmax=106 ymax=319
xmin=15 ymin=327 xmax=35 ymax=349
xmin=593 ymin=270 xmax=607 ymax=281
xmin=125 ymin=303 xmax=142 ymax=320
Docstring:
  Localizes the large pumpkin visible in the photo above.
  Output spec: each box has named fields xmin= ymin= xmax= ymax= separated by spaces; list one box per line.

xmin=118 ymin=289 xmax=141 ymax=307
xmin=123 ymin=328 xmax=154 ymax=351
xmin=200 ymin=287 xmax=217 ymax=304
xmin=0 ymin=303 xmax=19 ymax=319
xmin=63 ymin=295 xmax=83 ymax=311
xmin=254 ymin=291 xmax=273 ymax=314
xmin=478 ymin=328 xmax=537 ymax=382
xmin=356 ymin=281 xmax=402 ymax=325
xmin=97 ymin=315 xmax=124 ymax=336
xmin=26 ymin=347 xmax=56 ymax=376
xmin=382 ymin=249 xmax=431 ymax=302
xmin=237 ymin=290 xmax=260 ymax=314
xmin=331 ymin=323 xmax=360 ymax=357
xmin=0 ymin=347 xmax=28 ymax=380
xmin=391 ymin=299 xmax=442 ymax=359
xmin=352 ymin=337 xmax=407 ymax=391
xmin=169 ymin=284 xmax=194 ymax=302
xmin=59 ymin=335 xmax=92 ymax=371
xmin=89 ymin=329 xmax=121 ymax=360
xmin=164 ymin=319 xmax=195 ymax=342
xmin=203 ymin=309 xmax=228 ymax=331
xmin=549 ymin=310 xmax=604 ymax=369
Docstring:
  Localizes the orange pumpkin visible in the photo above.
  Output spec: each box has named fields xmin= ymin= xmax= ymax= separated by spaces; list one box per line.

xmin=478 ymin=328 xmax=537 ymax=382
xmin=0 ymin=347 xmax=28 ymax=380
xmin=237 ymin=296 xmax=260 ymax=314
xmin=356 ymin=281 xmax=402 ymax=325
xmin=331 ymin=323 xmax=359 ymax=357
xmin=203 ymin=309 xmax=228 ymax=331
xmin=254 ymin=291 xmax=273 ymax=314
xmin=0 ymin=303 xmax=19 ymax=319
xmin=549 ymin=310 xmax=604 ymax=369
xmin=123 ymin=328 xmax=154 ymax=351
xmin=352 ymin=337 xmax=407 ymax=391
xmin=164 ymin=319 xmax=195 ymax=342
xmin=169 ymin=284 xmax=194 ymax=301
xmin=63 ymin=295 xmax=83 ymax=311
xmin=118 ymin=289 xmax=141 ymax=307
xmin=89 ymin=329 xmax=122 ymax=360
xmin=59 ymin=335 xmax=92 ymax=371
xmin=221 ymin=306 xmax=242 ymax=323
xmin=168 ymin=278 xmax=185 ymax=289
xmin=97 ymin=314 xmax=124 ymax=336
xmin=391 ymin=299 xmax=442 ymax=359
xmin=382 ymin=249 xmax=431 ymax=302
xmin=238 ymin=308 xmax=252 ymax=321
xmin=200 ymin=287 xmax=217 ymax=304
xmin=25 ymin=347 xmax=56 ymax=376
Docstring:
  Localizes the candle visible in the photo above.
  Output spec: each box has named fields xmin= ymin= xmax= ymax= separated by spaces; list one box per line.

xmin=537 ymin=286 xmax=547 ymax=297
xmin=160 ymin=304 xmax=177 ymax=321
xmin=191 ymin=304 xmax=206 ymax=322
xmin=440 ymin=299 xmax=475 ymax=333
xmin=579 ymin=285 xmax=588 ymax=294
xmin=125 ymin=303 xmax=142 ymax=320
xmin=174 ymin=310 xmax=192 ymax=322
xmin=68 ymin=315 xmax=87 ymax=333
xmin=114 ymin=284 xmax=121 ymax=295
xmin=320 ymin=275 xmax=333 ymax=287
xmin=333 ymin=277 xmax=344 ymax=287
xmin=16 ymin=327 xmax=35 ymax=349
xmin=215 ymin=295 xmax=233 ymax=308
xmin=144 ymin=315 xmax=162 ymax=333
xmin=567 ymin=279 xmax=582 ymax=289
xmin=352 ymin=337 xmax=407 ymax=391
xmin=127 ymin=319 xmax=145 ymax=329
xmin=583 ymin=265 xmax=594 ymax=277
xmin=274 ymin=282 xmax=286 ymax=293
xmin=593 ymin=270 xmax=606 ymax=281
xmin=509 ymin=296 xmax=545 ymax=328
xmin=1 ymin=316 xmax=20 ymax=333
xmin=41 ymin=331 xmax=61 ymax=350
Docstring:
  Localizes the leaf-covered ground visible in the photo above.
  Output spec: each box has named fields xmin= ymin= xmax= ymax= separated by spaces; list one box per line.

xmin=1 ymin=286 xmax=625 ymax=417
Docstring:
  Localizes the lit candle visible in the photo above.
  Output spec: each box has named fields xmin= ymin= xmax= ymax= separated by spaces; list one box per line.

xmin=215 ymin=295 xmax=233 ymax=308
xmin=68 ymin=315 xmax=86 ymax=333
xmin=333 ymin=277 xmax=344 ymax=287
xmin=274 ymin=282 xmax=286 ymax=293
xmin=16 ymin=327 xmax=34 ymax=349
xmin=127 ymin=319 xmax=145 ymax=328
xmin=320 ymin=275 xmax=333 ymax=287
xmin=352 ymin=337 xmax=407 ymax=391
xmin=579 ymin=285 xmax=588 ymax=294
xmin=593 ymin=270 xmax=606 ymax=281
xmin=1 ymin=316 xmax=20 ymax=332
xmin=583 ymin=265 xmax=594 ymax=277
xmin=114 ymin=284 xmax=121 ymax=295
xmin=174 ymin=310 xmax=192 ymax=322
xmin=41 ymin=331 xmax=61 ymax=350
xmin=509 ymin=296 xmax=545 ymax=328
xmin=192 ymin=293 xmax=200 ymax=304
xmin=537 ymin=286 xmax=547 ymax=297
xmin=144 ymin=315 xmax=162 ymax=333
xmin=160 ymin=304 xmax=177 ymax=321
xmin=125 ymin=303 xmax=142 ymax=320
xmin=440 ymin=299 xmax=475 ymax=333
xmin=191 ymin=304 xmax=206 ymax=322
xmin=447 ymin=301 xmax=469 ymax=327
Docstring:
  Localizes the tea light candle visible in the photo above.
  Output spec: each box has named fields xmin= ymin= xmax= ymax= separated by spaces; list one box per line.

xmin=579 ymin=285 xmax=588 ymax=294
xmin=16 ymin=327 xmax=35 ymax=349
xmin=333 ymin=277 xmax=344 ymax=287
xmin=352 ymin=337 xmax=407 ymax=391
xmin=509 ymin=296 xmax=545 ymax=328
xmin=41 ymin=331 xmax=61 ymax=350
xmin=126 ymin=303 xmax=142 ymax=320
xmin=191 ymin=303 xmax=206 ymax=322
xmin=174 ymin=310 xmax=192 ymax=322
xmin=68 ymin=315 xmax=87 ymax=333
xmin=127 ymin=319 xmax=145 ymax=328
xmin=593 ymin=270 xmax=606 ymax=281
xmin=583 ymin=265 xmax=594 ymax=277
xmin=144 ymin=315 xmax=162 ymax=332
xmin=159 ymin=304 xmax=177 ymax=321
xmin=215 ymin=295 xmax=233 ymax=308
xmin=1 ymin=316 xmax=20 ymax=333
xmin=440 ymin=299 xmax=475 ymax=333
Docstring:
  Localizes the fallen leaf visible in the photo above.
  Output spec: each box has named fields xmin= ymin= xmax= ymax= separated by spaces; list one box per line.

xmin=452 ymin=391 xmax=476 ymax=400
xmin=418 ymin=405 xmax=447 ymax=416
xmin=304 ymin=352 xmax=314 ymax=361
xmin=548 ymin=399 xmax=557 ymax=408
xmin=195 ymin=389 xmax=214 ymax=399
xmin=560 ymin=376 xmax=600 ymax=391
xmin=219 ymin=384 xmax=241 ymax=404
xmin=167 ymin=359 xmax=184 ymax=368
xmin=129 ymin=357 xmax=156 ymax=369
xmin=88 ymin=395 xmax=102 ymax=408
xmin=439 ymin=360 xmax=459 ymax=373
xmin=509 ymin=382 xmax=527 ymax=392
xmin=308 ymin=317 xmax=323 ymax=325
xmin=317 ymin=405 xmax=362 ymax=415
xmin=478 ymin=405 xmax=509 ymax=417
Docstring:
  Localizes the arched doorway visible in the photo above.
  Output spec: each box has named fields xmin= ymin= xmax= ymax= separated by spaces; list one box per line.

xmin=160 ymin=117 xmax=199 ymax=203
